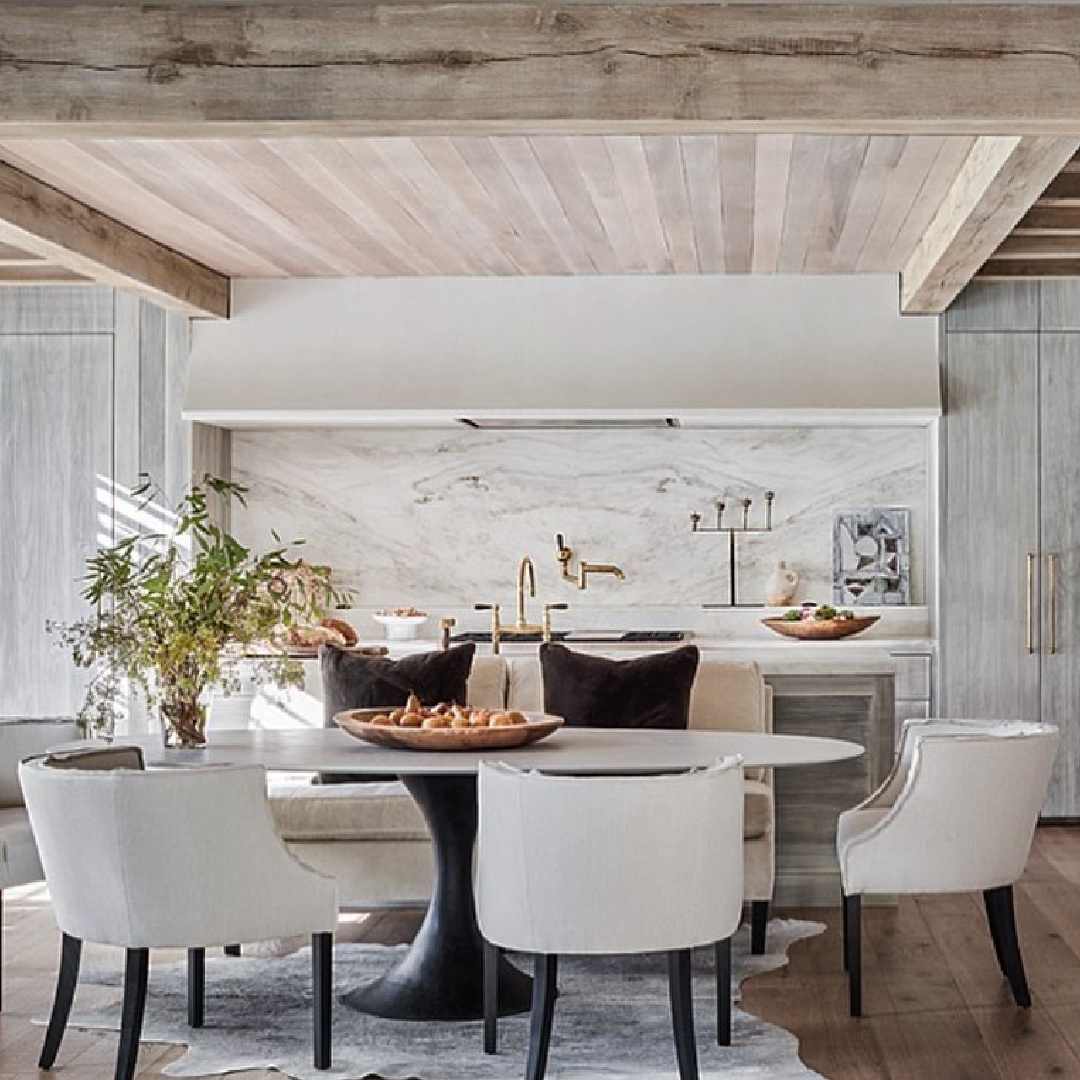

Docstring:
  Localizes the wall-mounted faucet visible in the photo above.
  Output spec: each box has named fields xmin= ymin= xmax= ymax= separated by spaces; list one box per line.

xmin=555 ymin=534 xmax=626 ymax=590
xmin=578 ymin=562 xmax=626 ymax=590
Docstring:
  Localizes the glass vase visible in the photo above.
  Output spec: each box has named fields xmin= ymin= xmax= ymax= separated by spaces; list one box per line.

xmin=159 ymin=694 xmax=208 ymax=750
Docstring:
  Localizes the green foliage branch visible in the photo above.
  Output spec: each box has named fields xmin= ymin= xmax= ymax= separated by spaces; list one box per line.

xmin=50 ymin=475 xmax=342 ymax=740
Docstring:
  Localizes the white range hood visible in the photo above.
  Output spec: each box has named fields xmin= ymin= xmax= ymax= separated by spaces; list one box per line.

xmin=186 ymin=275 xmax=941 ymax=429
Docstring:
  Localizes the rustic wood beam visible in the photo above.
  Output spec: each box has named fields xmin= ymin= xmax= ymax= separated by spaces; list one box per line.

xmin=993 ymin=234 xmax=1080 ymax=258
xmin=900 ymin=137 xmax=1080 ymax=314
xmin=3 ymin=5 xmax=1080 ymax=135
xmin=979 ymin=258 xmax=1080 ymax=278
xmin=1014 ymin=206 xmax=1080 ymax=234
xmin=0 ymin=241 xmax=42 ymax=265
xmin=0 ymin=161 xmax=229 ymax=317
xmin=1036 ymin=173 xmax=1080 ymax=203
xmin=0 ymin=266 xmax=86 ymax=284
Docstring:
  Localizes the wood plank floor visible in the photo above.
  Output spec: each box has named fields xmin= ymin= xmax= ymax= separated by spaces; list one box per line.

xmin=4 ymin=827 xmax=1080 ymax=1079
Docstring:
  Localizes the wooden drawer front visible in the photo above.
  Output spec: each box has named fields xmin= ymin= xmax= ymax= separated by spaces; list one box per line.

xmin=894 ymin=654 xmax=932 ymax=701
xmin=896 ymin=699 xmax=931 ymax=723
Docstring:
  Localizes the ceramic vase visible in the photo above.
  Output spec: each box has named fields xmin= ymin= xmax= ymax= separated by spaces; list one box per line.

xmin=765 ymin=561 xmax=799 ymax=606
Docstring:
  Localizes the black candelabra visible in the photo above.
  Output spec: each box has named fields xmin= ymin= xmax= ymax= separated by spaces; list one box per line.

xmin=690 ymin=491 xmax=775 ymax=608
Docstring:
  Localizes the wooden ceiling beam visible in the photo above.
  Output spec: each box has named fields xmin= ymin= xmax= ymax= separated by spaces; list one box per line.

xmin=0 ymin=266 xmax=86 ymax=284
xmin=1036 ymin=173 xmax=1080 ymax=204
xmin=0 ymin=241 xmax=42 ymax=264
xmin=1014 ymin=206 xmax=1080 ymax=233
xmin=0 ymin=161 xmax=229 ymax=317
xmin=994 ymin=234 xmax=1080 ymax=258
xmin=901 ymin=137 xmax=1080 ymax=314
xmin=979 ymin=258 xmax=1080 ymax=279
xmin=3 ymin=5 xmax=1080 ymax=135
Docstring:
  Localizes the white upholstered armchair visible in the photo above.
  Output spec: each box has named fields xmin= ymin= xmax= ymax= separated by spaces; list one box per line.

xmin=20 ymin=750 xmax=339 ymax=1079
xmin=836 ymin=718 xmax=1059 ymax=1017
xmin=506 ymin=656 xmax=776 ymax=954
xmin=0 ymin=718 xmax=79 ymax=1009
xmin=476 ymin=759 xmax=745 ymax=1080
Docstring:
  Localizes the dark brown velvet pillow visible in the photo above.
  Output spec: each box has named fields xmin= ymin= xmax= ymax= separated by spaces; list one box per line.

xmin=319 ymin=642 xmax=477 ymax=783
xmin=321 ymin=642 xmax=477 ymax=725
xmin=540 ymin=643 xmax=700 ymax=729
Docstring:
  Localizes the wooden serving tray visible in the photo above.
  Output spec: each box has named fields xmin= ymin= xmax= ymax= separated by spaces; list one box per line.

xmin=761 ymin=615 xmax=879 ymax=641
xmin=335 ymin=708 xmax=564 ymax=751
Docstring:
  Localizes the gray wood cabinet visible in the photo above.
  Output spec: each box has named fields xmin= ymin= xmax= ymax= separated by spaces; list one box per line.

xmin=942 ymin=288 xmax=1080 ymax=817
xmin=893 ymin=649 xmax=934 ymax=731
xmin=0 ymin=287 xmax=192 ymax=721
xmin=1038 ymin=333 xmax=1080 ymax=816
xmin=767 ymin=671 xmax=894 ymax=905
xmin=0 ymin=335 xmax=112 ymax=716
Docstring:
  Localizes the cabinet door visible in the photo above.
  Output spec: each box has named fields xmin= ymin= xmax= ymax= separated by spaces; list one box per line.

xmin=1040 ymin=334 xmax=1080 ymax=816
xmin=0 ymin=336 xmax=112 ymax=716
xmin=941 ymin=333 xmax=1041 ymax=720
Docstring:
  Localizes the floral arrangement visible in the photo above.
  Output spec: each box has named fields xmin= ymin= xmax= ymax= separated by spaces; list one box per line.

xmin=50 ymin=476 xmax=345 ymax=746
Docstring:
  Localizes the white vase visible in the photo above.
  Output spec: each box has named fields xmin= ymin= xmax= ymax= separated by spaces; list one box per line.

xmin=765 ymin=561 xmax=799 ymax=606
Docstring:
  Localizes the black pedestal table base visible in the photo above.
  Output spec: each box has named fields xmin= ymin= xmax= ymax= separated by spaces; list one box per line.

xmin=343 ymin=774 xmax=532 ymax=1021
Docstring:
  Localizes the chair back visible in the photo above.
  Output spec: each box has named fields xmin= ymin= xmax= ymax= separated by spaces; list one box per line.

xmin=0 ymin=719 xmax=80 ymax=807
xmin=19 ymin=758 xmax=337 ymax=948
xmin=843 ymin=721 xmax=1058 ymax=894
xmin=476 ymin=758 xmax=744 ymax=955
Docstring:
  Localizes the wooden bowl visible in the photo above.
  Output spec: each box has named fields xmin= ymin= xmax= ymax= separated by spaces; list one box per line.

xmin=334 ymin=708 xmax=564 ymax=751
xmin=761 ymin=615 xmax=880 ymax=641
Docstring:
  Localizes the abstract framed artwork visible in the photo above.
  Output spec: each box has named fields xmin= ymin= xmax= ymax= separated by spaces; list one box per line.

xmin=832 ymin=508 xmax=910 ymax=606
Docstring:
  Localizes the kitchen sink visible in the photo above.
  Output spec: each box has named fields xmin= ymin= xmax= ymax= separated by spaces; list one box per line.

xmin=451 ymin=630 xmax=687 ymax=644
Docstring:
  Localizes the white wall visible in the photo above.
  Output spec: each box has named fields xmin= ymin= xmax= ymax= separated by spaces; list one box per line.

xmin=188 ymin=275 xmax=939 ymax=424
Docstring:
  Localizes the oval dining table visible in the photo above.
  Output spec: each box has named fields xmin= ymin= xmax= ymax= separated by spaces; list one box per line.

xmin=133 ymin=725 xmax=863 ymax=1023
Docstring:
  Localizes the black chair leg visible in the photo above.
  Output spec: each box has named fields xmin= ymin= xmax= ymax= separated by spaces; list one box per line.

xmin=844 ymin=893 xmax=862 ymax=1017
xmin=525 ymin=954 xmax=557 ymax=1080
xmin=187 ymin=948 xmax=205 ymax=1028
xmin=116 ymin=948 xmax=149 ymax=1080
xmin=224 ymin=944 xmax=241 ymax=957
xmin=750 ymin=901 xmax=769 ymax=955
xmin=987 ymin=885 xmax=1032 ymax=1007
xmin=715 ymin=937 xmax=732 ymax=1047
xmin=483 ymin=939 xmax=499 ymax=1054
xmin=983 ymin=888 xmax=1008 ymax=976
xmin=39 ymin=933 xmax=82 ymax=1070
xmin=841 ymin=890 xmax=849 ymax=971
xmin=313 ymin=932 xmax=333 ymax=1070
xmin=668 ymin=948 xmax=700 ymax=1080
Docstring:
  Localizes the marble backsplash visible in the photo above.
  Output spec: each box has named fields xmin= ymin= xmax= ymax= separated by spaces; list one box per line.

xmin=230 ymin=427 xmax=929 ymax=621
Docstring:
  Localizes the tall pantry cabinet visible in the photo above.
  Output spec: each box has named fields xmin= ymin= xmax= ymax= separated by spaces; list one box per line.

xmin=941 ymin=281 xmax=1080 ymax=817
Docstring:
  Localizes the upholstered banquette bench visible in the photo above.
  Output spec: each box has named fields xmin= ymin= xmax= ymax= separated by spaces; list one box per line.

xmin=265 ymin=648 xmax=776 ymax=941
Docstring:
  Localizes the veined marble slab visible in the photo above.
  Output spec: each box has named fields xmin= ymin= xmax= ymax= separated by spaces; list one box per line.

xmin=231 ymin=426 xmax=929 ymax=611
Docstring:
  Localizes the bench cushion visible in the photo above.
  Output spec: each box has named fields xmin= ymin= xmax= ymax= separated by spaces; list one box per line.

xmin=743 ymin=779 xmax=773 ymax=841
xmin=268 ymin=781 xmax=428 ymax=842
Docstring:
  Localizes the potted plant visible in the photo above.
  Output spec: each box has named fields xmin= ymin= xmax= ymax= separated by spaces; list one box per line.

xmin=51 ymin=476 xmax=340 ymax=748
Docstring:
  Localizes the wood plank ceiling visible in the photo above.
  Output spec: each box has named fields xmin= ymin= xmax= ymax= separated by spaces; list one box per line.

xmin=982 ymin=152 xmax=1080 ymax=281
xmin=0 ymin=135 xmax=978 ymax=279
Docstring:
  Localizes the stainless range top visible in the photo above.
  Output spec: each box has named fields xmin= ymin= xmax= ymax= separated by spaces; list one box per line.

xmin=450 ymin=630 xmax=688 ymax=644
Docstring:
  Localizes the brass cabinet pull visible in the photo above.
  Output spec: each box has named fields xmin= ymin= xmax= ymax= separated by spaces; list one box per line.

xmin=1027 ymin=553 xmax=1036 ymax=655
xmin=1049 ymin=553 xmax=1060 ymax=655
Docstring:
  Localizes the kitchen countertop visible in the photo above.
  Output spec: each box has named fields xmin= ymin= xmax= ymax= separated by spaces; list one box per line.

xmin=323 ymin=634 xmax=931 ymax=677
